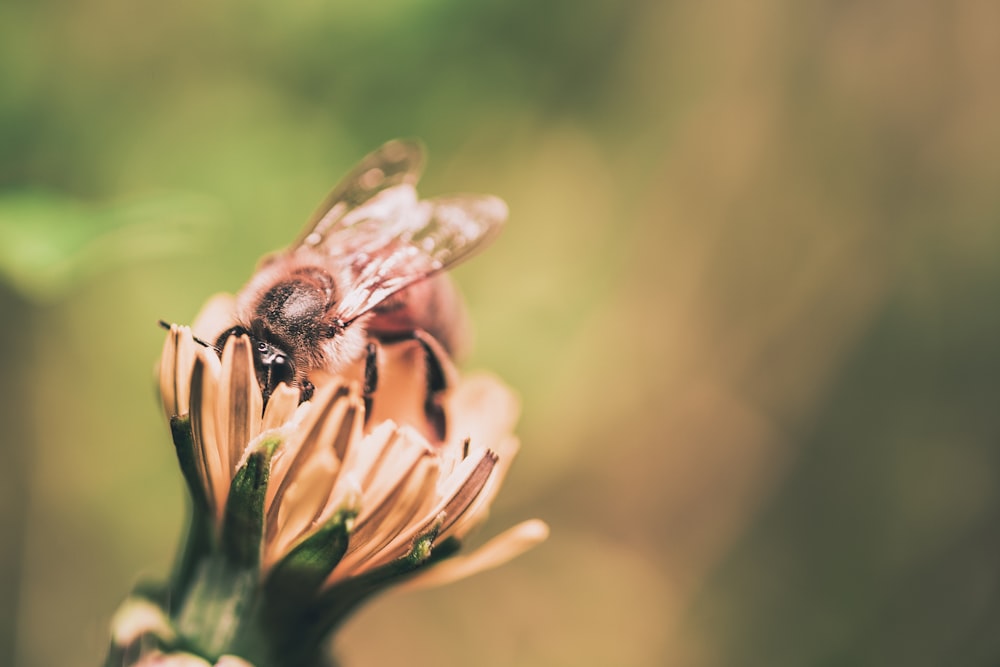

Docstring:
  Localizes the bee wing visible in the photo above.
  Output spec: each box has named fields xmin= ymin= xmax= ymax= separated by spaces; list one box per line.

xmin=290 ymin=140 xmax=508 ymax=324
xmin=292 ymin=139 xmax=426 ymax=249
xmin=332 ymin=193 xmax=508 ymax=323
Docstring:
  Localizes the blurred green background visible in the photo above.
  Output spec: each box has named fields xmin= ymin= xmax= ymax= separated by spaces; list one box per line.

xmin=2 ymin=0 xmax=999 ymax=665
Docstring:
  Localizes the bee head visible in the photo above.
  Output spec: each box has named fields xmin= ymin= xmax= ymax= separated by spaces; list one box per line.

xmin=252 ymin=338 xmax=295 ymax=400
xmin=216 ymin=326 xmax=295 ymax=402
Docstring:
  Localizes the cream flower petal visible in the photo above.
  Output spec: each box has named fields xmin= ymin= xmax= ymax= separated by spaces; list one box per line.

xmin=269 ymin=447 xmax=341 ymax=560
xmin=431 ymin=450 xmax=500 ymax=538
xmin=444 ymin=373 xmax=520 ymax=456
xmin=342 ymin=420 xmax=401 ymax=494
xmin=442 ymin=436 xmax=521 ymax=541
xmin=263 ymin=389 xmax=363 ymax=563
xmin=189 ymin=350 xmax=228 ymax=517
xmin=264 ymin=382 xmax=347 ymax=513
xmin=400 ymin=519 xmax=550 ymax=591
xmin=260 ymin=382 xmax=300 ymax=432
xmin=329 ymin=459 xmax=439 ymax=582
xmin=349 ymin=423 xmax=431 ymax=523
xmin=329 ymin=396 xmax=379 ymax=483
xmin=214 ymin=656 xmax=255 ymax=667
xmin=361 ymin=449 xmax=498 ymax=572
xmin=159 ymin=325 xmax=200 ymax=418
xmin=158 ymin=328 xmax=179 ymax=418
xmin=135 ymin=652 xmax=213 ymax=667
xmin=366 ymin=339 xmax=438 ymax=442
xmin=110 ymin=598 xmax=176 ymax=647
xmin=329 ymin=428 xmax=443 ymax=583
xmin=216 ymin=335 xmax=263 ymax=474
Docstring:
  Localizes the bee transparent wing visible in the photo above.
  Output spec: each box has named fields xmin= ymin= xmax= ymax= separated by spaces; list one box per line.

xmin=330 ymin=193 xmax=508 ymax=323
xmin=292 ymin=139 xmax=426 ymax=249
xmin=289 ymin=139 xmax=507 ymax=323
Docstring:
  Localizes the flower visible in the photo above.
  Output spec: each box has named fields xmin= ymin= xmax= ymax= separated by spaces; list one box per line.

xmin=109 ymin=295 xmax=546 ymax=667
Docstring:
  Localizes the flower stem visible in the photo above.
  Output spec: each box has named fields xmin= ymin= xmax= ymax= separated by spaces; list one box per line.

xmin=175 ymin=556 xmax=257 ymax=660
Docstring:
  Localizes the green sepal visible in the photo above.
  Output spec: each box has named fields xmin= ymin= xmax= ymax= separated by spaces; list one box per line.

xmin=170 ymin=505 xmax=216 ymax=602
xmin=327 ymin=532 xmax=461 ymax=618
xmin=221 ymin=436 xmax=281 ymax=569
xmin=274 ymin=528 xmax=463 ymax=656
xmin=168 ymin=416 xmax=217 ymax=598
xmin=170 ymin=416 xmax=209 ymax=513
xmin=264 ymin=508 xmax=357 ymax=604
xmin=319 ymin=530 xmax=463 ymax=615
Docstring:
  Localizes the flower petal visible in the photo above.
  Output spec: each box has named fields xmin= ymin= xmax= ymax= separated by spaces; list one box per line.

xmin=135 ymin=652 xmax=213 ymax=667
xmin=443 ymin=373 xmax=520 ymax=462
xmin=328 ymin=441 xmax=440 ymax=583
xmin=366 ymin=339 xmax=439 ymax=444
xmin=267 ymin=449 xmax=340 ymax=561
xmin=158 ymin=327 xmax=179 ymax=418
xmin=159 ymin=325 xmax=200 ymax=418
xmin=361 ymin=449 xmax=498 ymax=572
xmin=189 ymin=350 xmax=228 ymax=518
xmin=109 ymin=597 xmax=177 ymax=647
xmin=443 ymin=435 xmax=520 ymax=541
xmin=430 ymin=449 xmax=499 ymax=538
xmin=265 ymin=388 xmax=362 ymax=559
xmin=399 ymin=519 xmax=549 ymax=591
xmin=215 ymin=657 xmax=255 ymax=667
xmin=260 ymin=382 xmax=300 ymax=432
xmin=216 ymin=335 xmax=263 ymax=474
xmin=347 ymin=423 xmax=432 ymax=521
xmin=265 ymin=382 xmax=347 ymax=514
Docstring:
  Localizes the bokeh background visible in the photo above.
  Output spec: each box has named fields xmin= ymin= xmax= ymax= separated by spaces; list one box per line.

xmin=2 ymin=1 xmax=999 ymax=665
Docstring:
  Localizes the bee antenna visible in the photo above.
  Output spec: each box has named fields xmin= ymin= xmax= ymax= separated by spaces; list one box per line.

xmin=157 ymin=319 xmax=214 ymax=349
xmin=192 ymin=335 xmax=215 ymax=349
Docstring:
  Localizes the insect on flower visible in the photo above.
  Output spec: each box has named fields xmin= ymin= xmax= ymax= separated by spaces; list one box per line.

xmin=191 ymin=140 xmax=508 ymax=418
xmin=129 ymin=142 xmax=544 ymax=667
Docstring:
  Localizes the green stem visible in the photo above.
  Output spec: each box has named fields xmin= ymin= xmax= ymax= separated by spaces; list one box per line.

xmin=174 ymin=556 xmax=258 ymax=661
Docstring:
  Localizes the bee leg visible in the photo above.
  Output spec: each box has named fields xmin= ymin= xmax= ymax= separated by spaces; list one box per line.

xmin=412 ymin=330 xmax=451 ymax=442
xmin=362 ymin=342 xmax=379 ymax=419
xmin=298 ymin=379 xmax=315 ymax=404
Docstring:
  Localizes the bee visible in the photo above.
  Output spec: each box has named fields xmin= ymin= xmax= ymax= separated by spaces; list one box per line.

xmin=210 ymin=139 xmax=507 ymax=418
